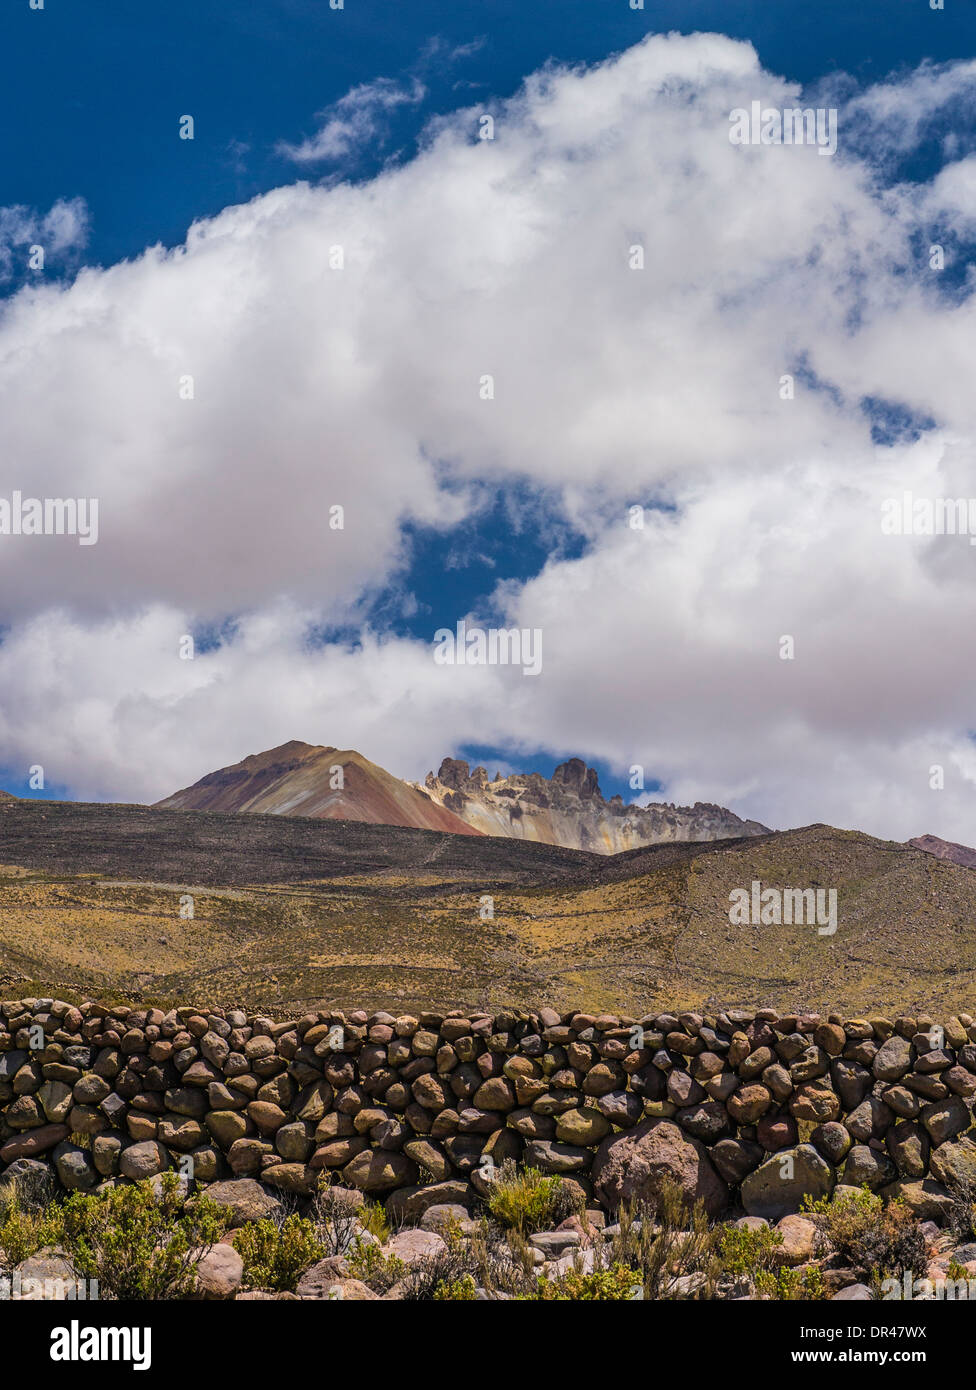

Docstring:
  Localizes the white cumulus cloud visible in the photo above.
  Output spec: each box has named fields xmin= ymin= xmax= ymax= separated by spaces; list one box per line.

xmin=2 ymin=33 xmax=976 ymax=844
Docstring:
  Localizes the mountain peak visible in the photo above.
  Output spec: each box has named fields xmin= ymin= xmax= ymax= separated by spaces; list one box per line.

xmin=418 ymin=756 xmax=768 ymax=853
xmin=154 ymin=743 xmax=480 ymax=836
xmin=908 ymin=834 xmax=976 ymax=870
xmin=155 ymin=742 xmax=766 ymax=854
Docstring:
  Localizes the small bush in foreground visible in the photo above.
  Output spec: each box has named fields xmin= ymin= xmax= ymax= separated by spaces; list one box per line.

xmin=433 ymin=1274 xmax=478 ymax=1300
xmin=0 ymin=1183 xmax=65 ymax=1266
xmin=486 ymin=1162 xmax=576 ymax=1235
xmin=716 ymin=1223 xmax=783 ymax=1279
xmin=358 ymin=1201 xmax=390 ymax=1243
xmin=804 ymin=1187 xmax=927 ymax=1282
xmin=233 ymin=1213 xmax=325 ymax=1292
xmin=308 ymin=1184 xmax=361 ymax=1257
xmin=518 ymin=1262 xmax=643 ymax=1301
xmin=755 ymin=1265 xmax=828 ymax=1301
xmin=606 ymin=1182 xmax=720 ymax=1299
xmin=62 ymin=1174 xmax=227 ymax=1300
xmin=345 ymin=1242 xmax=407 ymax=1293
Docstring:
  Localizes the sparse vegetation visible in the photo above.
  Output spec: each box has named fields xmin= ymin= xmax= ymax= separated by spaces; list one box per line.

xmin=358 ymin=1200 xmax=391 ymax=1243
xmin=716 ymin=1222 xmax=784 ymax=1278
xmin=5 ymin=800 xmax=974 ymax=1015
xmin=518 ymin=1263 xmax=643 ymax=1300
xmin=308 ymin=1184 xmax=364 ymax=1257
xmin=755 ymin=1264 xmax=828 ymax=1301
xmin=804 ymin=1186 xmax=928 ymax=1282
xmin=601 ymin=1183 xmax=720 ymax=1300
xmin=61 ymin=1174 xmax=227 ymax=1300
xmin=945 ymin=1174 xmax=976 ymax=1245
xmin=0 ymin=1181 xmax=65 ymax=1267
xmin=432 ymin=1274 xmax=477 ymax=1300
xmin=486 ymin=1162 xmax=578 ymax=1235
xmin=233 ymin=1214 xmax=325 ymax=1292
xmin=345 ymin=1242 xmax=407 ymax=1293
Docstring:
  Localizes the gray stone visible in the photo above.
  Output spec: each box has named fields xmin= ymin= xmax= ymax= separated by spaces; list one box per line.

xmin=872 ymin=1036 xmax=914 ymax=1082
xmin=524 ymin=1140 xmax=594 ymax=1175
xmin=529 ymin=1230 xmax=581 ymax=1256
xmin=419 ymin=1203 xmax=470 ymax=1233
xmin=295 ymin=1257 xmax=352 ymax=1299
xmin=711 ymin=1138 xmax=763 ymax=1185
xmin=52 ymin=1141 xmax=98 ymax=1192
xmin=341 ymin=1149 xmax=416 ymax=1193
xmin=921 ymin=1096 xmax=972 ymax=1145
xmin=740 ymin=1144 xmax=834 ymax=1222
xmin=118 ymin=1139 xmax=169 ymax=1180
xmin=386 ymin=1181 xmax=471 ymax=1221
xmin=0 ymin=1157 xmax=58 ymax=1206
xmin=595 ymin=1090 xmax=644 ymax=1127
xmin=841 ymin=1144 xmax=897 ymax=1190
xmin=12 ymin=1252 xmax=84 ymax=1299
xmin=810 ymin=1122 xmax=851 ymax=1165
xmin=190 ymin=1243 xmax=243 ymax=1299
xmin=845 ymin=1096 xmax=892 ymax=1143
xmin=929 ymin=1136 xmax=976 ymax=1188
xmin=200 ymin=1178 xmax=284 ymax=1228
xmin=880 ymin=1179 xmax=953 ymax=1222
xmin=384 ymin=1229 xmax=447 ymax=1264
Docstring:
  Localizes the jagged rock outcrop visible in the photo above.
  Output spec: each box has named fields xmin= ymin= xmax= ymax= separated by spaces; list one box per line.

xmin=419 ymin=756 xmax=768 ymax=853
xmin=153 ymin=742 xmax=765 ymax=854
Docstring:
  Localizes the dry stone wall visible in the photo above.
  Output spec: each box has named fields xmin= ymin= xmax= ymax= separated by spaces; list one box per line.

xmin=2 ymin=999 xmax=976 ymax=1221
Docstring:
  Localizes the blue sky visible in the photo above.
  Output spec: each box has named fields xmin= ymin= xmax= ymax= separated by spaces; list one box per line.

xmin=2 ymin=3 xmax=976 ymax=837
xmin=5 ymin=0 xmax=975 ymax=273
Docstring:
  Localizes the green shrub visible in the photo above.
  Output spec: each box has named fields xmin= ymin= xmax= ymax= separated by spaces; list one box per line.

xmin=518 ymin=1262 xmax=643 ymax=1301
xmin=0 ymin=1185 xmax=65 ymax=1266
xmin=233 ymin=1213 xmax=325 ymax=1292
xmin=607 ymin=1184 xmax=720 ymax=1300
xmin=486 ymin=1162 xmax=574 ymax=1235
xmin=803 ymin=1186 xmax=926 ymax=1281
xmin=755 ymin=1264 xmax=828 ymax=1301
xmin=717 ymin=1223 xmax=783 ymax=1278
xmin=432 ymin=1274 xmax=477 ymax=1300
xmin=345 ymin=1241 xmax=407 ymax=1292
xmin=62 ymin=1174 xmax=227 ymax=1300
xmin=358 ymin=1201 xmax=390 ymax=1243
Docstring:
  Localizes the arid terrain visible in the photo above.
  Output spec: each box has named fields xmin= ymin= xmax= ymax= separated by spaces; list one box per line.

xmin=1 ymin=795 xmax=974 ymax=1018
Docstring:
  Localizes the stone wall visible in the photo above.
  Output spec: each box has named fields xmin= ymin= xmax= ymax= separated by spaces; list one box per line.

xmin=2 ymin=999 xmax=975 ymax=1221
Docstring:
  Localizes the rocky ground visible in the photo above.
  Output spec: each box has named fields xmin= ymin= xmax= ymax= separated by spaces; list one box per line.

xmin=4 ymin=1165 xmax=976 ymax=1301
xmin=3 ymin=996 xmax=976 ymax=1299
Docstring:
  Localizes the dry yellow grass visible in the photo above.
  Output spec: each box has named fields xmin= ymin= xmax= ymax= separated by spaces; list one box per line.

xmin=2 ymin=825 xmax=975 ymax=1017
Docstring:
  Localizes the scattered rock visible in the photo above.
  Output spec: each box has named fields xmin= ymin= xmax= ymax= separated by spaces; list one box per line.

xmin=190 ymin=1243 xmax=244 ymax=1299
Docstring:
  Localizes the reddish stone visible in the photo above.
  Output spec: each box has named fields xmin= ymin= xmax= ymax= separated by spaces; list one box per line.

xmin=0 ymin=1122 xmax=70 ymax=1162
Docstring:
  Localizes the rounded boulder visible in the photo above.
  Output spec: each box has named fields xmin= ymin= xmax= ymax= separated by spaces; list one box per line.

xmin=591 ymin=1119 xmax=727 ymax=1217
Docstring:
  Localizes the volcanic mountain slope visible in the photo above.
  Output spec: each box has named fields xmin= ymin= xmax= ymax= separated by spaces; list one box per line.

xmin=3 ymin=795 xmax=976 ymax=1018
xmin=155 ymin=741 xmax=768 ymax=853
xmin=417 ymin=756 xmax=769 ymax=852
xmin=154 ymin=741 xmax=480 ymax=837
xmin=907 ymin=834 xmax=976 ymax=870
